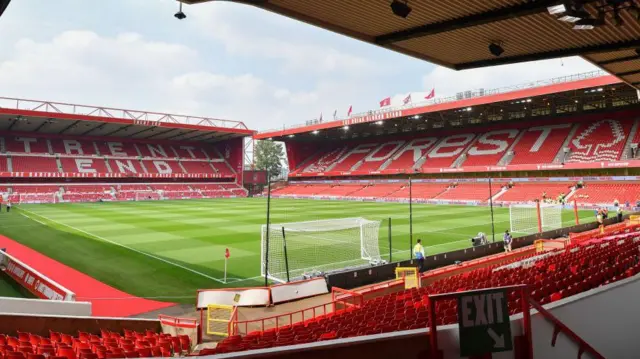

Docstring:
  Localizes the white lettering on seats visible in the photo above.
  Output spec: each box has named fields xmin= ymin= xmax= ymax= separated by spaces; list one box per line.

xmin=428 ymin=134 xmax=475 ymax=158
xmin=15 ymin=137 xmax=37 ymax=153
xmin=180 ymin=146 xmax=197 ymax=159
xmin=63 ymin=140 xmax=84 ymax=155
xmin=75 ymin=159 xmax=96 ymax=173
xmin=108 ymin=142 xmax=126 ymax=156
xmin=335 ymin=143 xmax=377 ymax=164
xmin=364 ymin=141 xmax=405 ymax=162
xmin=147 ymin=144 xmax=167 ymax=158
xmin=526 ymin=124 xmax=571 ymax=152
xmin=114 ymin=159 xmax=138 ymax=173
xmin=153 ymin=161 xmax=172 ymax=174
xmin=390 ymin=137 xmax=438 ymax=163
xmin=467 ymin=129 xmax=519 ymax=156
xmin=570 ymin=119 xmax=627 ymax=161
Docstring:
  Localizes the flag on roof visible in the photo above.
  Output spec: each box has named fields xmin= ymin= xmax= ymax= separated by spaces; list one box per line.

xmin=425 ymin=88 xmax=435 ymax=100
xmin=379 ymin=97 xmax=391 ymax=107
xmin=403 ymin=93 xmax=412 ymax=105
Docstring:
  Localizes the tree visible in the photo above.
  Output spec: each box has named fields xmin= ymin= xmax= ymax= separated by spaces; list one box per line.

xmin=254 ymin=140 xmax=285 ymax=177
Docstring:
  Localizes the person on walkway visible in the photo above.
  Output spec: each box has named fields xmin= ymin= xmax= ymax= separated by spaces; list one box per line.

xmin=503 ymin=230 xmax=513 ymax=253
xmin=414 ymin=239 xmax=425 ymax=272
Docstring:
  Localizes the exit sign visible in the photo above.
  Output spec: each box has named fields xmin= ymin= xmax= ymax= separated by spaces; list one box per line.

xmin=457 ymin=288 xmax=513 ymax=357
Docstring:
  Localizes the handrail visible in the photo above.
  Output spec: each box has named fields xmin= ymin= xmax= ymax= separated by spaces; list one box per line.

xmin=528 ymin=298 xmax=606 ymax=359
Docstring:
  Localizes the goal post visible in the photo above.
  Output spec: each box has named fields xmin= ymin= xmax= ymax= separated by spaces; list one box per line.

xmin=18 ymin=193 xmax=59 ymax=204
xmin=134 ymin=191 xmax=162 ymax=201
xmin=261 ymin=217 xmax=382 ymax=284
xmin=509 ymin=202 xmax=563 ymax=235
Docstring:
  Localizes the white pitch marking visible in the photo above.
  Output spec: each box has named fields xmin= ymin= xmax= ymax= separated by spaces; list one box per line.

xmin=19 ymin=208 xmax=225 ymax=284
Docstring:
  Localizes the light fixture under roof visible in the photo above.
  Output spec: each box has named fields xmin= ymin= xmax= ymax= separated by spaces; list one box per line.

xmin=548 ymin=4 xmax=568 ymax=15
xmin=413 ymin=115 xmax=420 ymax=119
xmin=376 ymin=121 xmax=384 ymax=125
xmin=343 ymin=125 xmax=349 ymax=130
xmin=288 ymin=134 xmax=295 ymax=138
xmin=312 ymin=130 xmax=319 ymax=135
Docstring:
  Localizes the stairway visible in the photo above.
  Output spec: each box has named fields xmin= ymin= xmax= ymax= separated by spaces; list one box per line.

xmin=412 ymin=138 xmax=445 ymax=170
xmin=55 ymin=156 xmax=64 ymax=172
xmin=498 ymin=130 xmax=526 ymax=166
xmin=621 ymin=118 xmax=639 ymax=160
xmin=553 ymin=123 xmax=579 ymax=163
xmin=452 ymin=135 xmax=479 ymax=168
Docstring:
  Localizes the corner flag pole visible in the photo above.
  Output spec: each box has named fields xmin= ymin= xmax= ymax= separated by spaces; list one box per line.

xmin=224 ymin=248 xmax=230 ymax=284
xmin=264 ymin=170 xmax=271 ymax=287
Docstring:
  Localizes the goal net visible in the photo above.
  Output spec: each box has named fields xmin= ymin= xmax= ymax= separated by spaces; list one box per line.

xmin=509 ymin=203 xmax=562 ymax=235
xmin=17 ymin=193 xmax=59 ymax=204
xmin=261 ymin=217 xmax=382 ymax=283
xmin=134 ymin=191 xmax=162 ymax=201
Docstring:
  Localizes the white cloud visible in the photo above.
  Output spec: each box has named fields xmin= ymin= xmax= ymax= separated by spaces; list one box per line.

xmin=422 ymin=57 xmax=601 ymax=98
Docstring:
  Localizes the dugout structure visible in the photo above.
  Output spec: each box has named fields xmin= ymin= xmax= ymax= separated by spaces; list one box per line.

xmin=261 ymin=217 xmax=382 ymax=283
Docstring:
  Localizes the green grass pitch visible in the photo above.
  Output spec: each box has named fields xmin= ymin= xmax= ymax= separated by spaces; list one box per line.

xmin=0 ymin=198 xmax=594 ymax=303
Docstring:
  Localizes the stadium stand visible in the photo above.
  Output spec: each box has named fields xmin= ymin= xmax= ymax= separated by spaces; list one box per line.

xmin=435 ymin=182 xmax=502 ymax=201
xmin=0 ymin=329 xmax=191 ymax=359
xmin=574 ymin=183 xmax=640 ymax=205
xmin=215 ymin=229 xmax=640 ymax=354
xmin=565 ymin=119 xmax=634 ymax=163
xmin=496 ymin=183 xmax=574 ymax=203
xmin=286 ymin=117 xmax=640 ymax=177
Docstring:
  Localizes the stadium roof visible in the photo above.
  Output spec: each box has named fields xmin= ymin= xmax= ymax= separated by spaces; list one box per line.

xmin=184 ymin=0 xmax=640 ymax=90
xmin=255 ymin=72 xmax=624 ymax=140
xmin=0 ymin=97 xmax=254 ymax=143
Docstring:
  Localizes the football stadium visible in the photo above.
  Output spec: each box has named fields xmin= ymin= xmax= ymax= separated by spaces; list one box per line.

xmin=2 ymin=1 xmax=640 ymax=358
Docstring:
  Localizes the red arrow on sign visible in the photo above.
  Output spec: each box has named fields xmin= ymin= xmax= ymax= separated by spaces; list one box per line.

xmin=225 ymin=248 xmax=230 ymax=259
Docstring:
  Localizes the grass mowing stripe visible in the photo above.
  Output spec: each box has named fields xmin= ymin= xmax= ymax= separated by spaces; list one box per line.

xmin=19 ymin=207 xmax=225 ymax=284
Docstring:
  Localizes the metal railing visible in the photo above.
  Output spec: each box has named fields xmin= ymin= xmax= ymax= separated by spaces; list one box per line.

xmin=0 ymin=97 xmax=250 ymax=130
xmin=259 ymin=70 xmax=609 ymax=134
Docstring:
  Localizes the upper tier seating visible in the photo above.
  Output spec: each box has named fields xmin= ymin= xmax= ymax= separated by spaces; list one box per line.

xmin=459 ymin=130 xmax=519 ymax=167
xmin=0 ymin=134 xmax=237 ymax=178
xmin=509 ymin=124 xmax=573 ymax=165
xmin=565 ymin=119 xmax=633 ymax=163
xmin=215 ymin=230 xmax=640 ymax=354
xmin=497 ymin=183 xmax=573 ymax=203
xmin=12 ymin=156 xmax=59 ymax=172
xmin=289 ymin=117 xmax=639 ymax=177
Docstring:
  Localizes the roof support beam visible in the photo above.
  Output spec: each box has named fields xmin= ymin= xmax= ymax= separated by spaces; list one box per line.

xmin=456 ymin=39 xmax=640 ymax=70
xmin=145 ymin=128 xmax=179 ymax=139
xmin=58 ymin=120 xmax=80 ymax=134
xmin=616 ymin=69 xmax=640 ymax=77
xmin=80 ymin=122 xmax=108 ymax=136
xmin=165 ymin=129 xmax=198 ymax=141
xmin=127 ymin=127 xmax=157 ymax=138
xmin=376 ymin=0 xmax=564 ymax=45
xmin=33 ymin=119 xmax=52 ymax=132
xmin=103 ymin=124 xmax=132 ymax=137
xmin=597 ymin=54 xmax=640 ymax=65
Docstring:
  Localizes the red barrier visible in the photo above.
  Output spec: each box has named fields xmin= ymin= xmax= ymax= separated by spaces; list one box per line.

xmin=1 ymin=251 xmax=75 ymax=301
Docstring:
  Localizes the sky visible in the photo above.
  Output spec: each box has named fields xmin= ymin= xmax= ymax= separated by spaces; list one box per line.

xmin=0 ymin=0 xmax=603 ymax=132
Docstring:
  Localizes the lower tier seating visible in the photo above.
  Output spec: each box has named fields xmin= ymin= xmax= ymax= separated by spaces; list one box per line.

xmin=215 ymin=230 xmax=640 ymax=354
xmin=0 ymin=329 xmax=190 ymax=359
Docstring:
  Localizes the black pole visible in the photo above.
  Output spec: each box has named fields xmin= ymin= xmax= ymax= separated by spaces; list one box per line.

xmin=488 ymin=177 xmax=496 ymax=243
xmin=282 ymin=226 xmax=290 ymax=283
xmin=388 ymin=217 xmax=392 ymax=262
xmin=264 ymin=171 xmax=271 ymax=287
xmin=409 ymin=176 xmax=413 ymax=260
